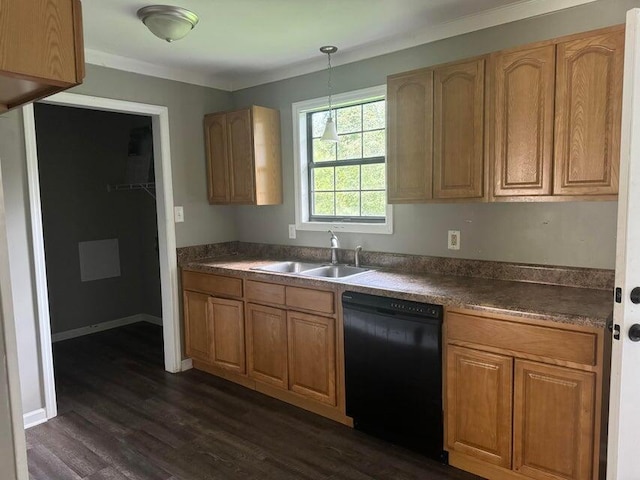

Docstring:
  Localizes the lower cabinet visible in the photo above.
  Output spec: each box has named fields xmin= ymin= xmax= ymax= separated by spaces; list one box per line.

xmin=183 ymin=273 xmax=343 ymax=423
xmin=183 ymin=290 xmax=245 ymax=373
xmin=445 ymin=308 xmax=604 ymax=480
xmin=246 ymin=303 xmax=288 ymax=388
xmin=287 ymin=311 xmax=337 ymax=406
xmin=446 ymin=346 xmax=513 ymax=468
xmin=513 ymin=361 xmax=595 ymax=480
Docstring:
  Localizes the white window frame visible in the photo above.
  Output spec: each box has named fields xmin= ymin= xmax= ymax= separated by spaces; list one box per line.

xmin=292 ymin=85 xmax=393 ymax=234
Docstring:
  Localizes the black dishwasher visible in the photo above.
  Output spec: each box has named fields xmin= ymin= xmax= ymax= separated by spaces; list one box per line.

xmin=342 ymin=291 xmax=445 ymax=461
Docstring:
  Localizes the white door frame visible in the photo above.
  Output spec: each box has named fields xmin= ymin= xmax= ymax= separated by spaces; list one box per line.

xmin=608 ymin=8 xmax=640 ymax=479
xmin=22 ymin=92 xmax=184 ymax=422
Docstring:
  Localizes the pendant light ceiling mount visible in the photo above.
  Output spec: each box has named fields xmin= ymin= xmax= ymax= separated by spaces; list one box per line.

xmin=320 ymin=45 xmax=339 ymax=143
xmin=137 ymin=5 xmax=199 ymax=43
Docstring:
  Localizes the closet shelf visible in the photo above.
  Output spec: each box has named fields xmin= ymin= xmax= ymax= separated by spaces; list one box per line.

xmin=107 ymin=183 xmax=156 ymax=199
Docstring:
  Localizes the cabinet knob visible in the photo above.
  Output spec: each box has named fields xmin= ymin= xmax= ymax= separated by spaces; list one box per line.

xmin=630 ymin=287 xmax=640 ymax=304
xmin=629 ymin=324 xmax=640 ymax=342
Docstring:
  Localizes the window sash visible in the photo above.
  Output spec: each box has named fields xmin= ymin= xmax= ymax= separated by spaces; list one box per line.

xmin=306 ymin=105 xmax=386 ymax=223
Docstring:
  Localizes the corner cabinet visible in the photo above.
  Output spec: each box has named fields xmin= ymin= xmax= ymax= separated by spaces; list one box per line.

xmin=445 ymin=308 xmax=606 ymax=480
xmin=204 ymin=106 xmax=282 ymax=205
xmin=0 ymin=0 xmax=85 ymax=113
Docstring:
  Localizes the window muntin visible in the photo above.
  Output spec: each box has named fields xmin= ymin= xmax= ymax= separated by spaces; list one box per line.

xmin=307 ymin=99 xmax=386 ymax=223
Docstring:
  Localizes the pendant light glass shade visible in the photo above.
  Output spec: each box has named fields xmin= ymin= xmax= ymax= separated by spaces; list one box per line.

xmin=137 ymin=5 xmax=199 ymax=43
xmin=320 ymin=46 xmax=339 ymax=143
xmin=321 ymin=116 xmax=339 ymax=142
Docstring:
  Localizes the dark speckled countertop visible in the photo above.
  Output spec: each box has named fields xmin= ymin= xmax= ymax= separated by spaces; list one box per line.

xmin=182 ymin=255 xmax=613 ymax=329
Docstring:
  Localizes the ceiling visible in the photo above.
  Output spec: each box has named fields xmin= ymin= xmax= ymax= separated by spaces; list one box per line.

xmin=82 ymin=0 xmax=595 ymax=91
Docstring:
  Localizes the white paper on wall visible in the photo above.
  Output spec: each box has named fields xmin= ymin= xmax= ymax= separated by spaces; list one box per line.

xmin=78 ymin=239 xmax=121 ymax=282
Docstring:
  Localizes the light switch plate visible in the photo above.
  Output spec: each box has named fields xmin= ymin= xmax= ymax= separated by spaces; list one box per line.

xmin=174 ymin=206 xmax=184 ymax=223
xmin=288 ymin=224 xmax=296 ymax=239
xmin=448 ymin=230 xmax=460 ymax=250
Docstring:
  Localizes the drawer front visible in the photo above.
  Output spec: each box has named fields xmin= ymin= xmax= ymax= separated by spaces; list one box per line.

xmin=246 ymin=280 xmax=285 ymax=306
xmin=182 ymin=271 xmax=242 ymax=298
xmin=286 ymin=286 xmax=335 ymax=315
xmin=447 ymin=312 xmax=597 ymax=366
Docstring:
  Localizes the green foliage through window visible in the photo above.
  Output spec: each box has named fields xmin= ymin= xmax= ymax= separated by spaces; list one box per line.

xmin=307 ymin=99 xmax=386 ymax=222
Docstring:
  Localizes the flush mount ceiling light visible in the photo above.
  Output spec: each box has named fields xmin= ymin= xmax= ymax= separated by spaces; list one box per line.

xmin=320 ymin=46 xmax=339 ymax=143
xmin=137 ymin=5 xmax=199 ymax=43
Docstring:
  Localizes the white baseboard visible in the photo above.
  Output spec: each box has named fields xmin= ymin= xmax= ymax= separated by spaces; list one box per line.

xmin=52 ymin=314 xmax=164 ymax=342
xmin=181 ymin=358 xmax=193 ymax=371
xmin=24 ymin=408 xmax=47 ymax=429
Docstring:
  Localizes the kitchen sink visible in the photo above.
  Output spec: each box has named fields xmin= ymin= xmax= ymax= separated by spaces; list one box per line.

xmin=300 ymin=265 xmax=372 ymax=279
xmin=254 ymin=261 xmax=322 ymax=273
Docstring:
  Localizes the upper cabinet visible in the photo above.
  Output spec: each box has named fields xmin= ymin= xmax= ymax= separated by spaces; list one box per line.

xmin=387 ymin=25 xmax=624 ymax=204
xmin=554 ymin=28 xmax=624 ymax=196
xmin=433 ymin=58 xmax=485 ymax=200
xmin=387 ymin=68 xmax=434 ymax=203
xmin=490 ymin=45 xmax=555 ymax=197
xmin=204 ymin=105 xmax=282 ymax=205
xmin=0 ymin=0 xmax=85 ymax=113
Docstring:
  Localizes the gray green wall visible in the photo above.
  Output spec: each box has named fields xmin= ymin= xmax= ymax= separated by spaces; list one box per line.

xmin=232 ymin=0 xmax=633 ymax=270
xmin=35 ymin=104 xmax=161 ymax=334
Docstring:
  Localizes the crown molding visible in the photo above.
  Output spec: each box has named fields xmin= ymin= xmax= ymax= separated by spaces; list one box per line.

xmin=86 ymin=0 xmax=597 ymax=92
xmin=230 ymin=0 xmax=597 ymax=90
xmin=84 ymin=49 xmax=234 ymax=91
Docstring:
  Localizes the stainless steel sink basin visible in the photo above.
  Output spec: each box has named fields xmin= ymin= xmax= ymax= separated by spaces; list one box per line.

xmin=254 ymin=261 xmax=322 ymax=273
xmin=300 ymin=265 xmax=372 ymax=279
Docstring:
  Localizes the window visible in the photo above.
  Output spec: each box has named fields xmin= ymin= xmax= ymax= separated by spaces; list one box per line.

xmin=293 ymin=85 xmax=392 ymax=234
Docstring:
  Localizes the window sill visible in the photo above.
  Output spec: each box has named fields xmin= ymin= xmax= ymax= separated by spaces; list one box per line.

xmin=295 ymin=219 xmax=393 ymax=235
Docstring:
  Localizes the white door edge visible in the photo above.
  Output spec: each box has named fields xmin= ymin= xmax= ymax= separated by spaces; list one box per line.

xmin=21 ymin=92 xmax=182 ymax=423
xmin=608 ymin=8 xmax=640 ymax=480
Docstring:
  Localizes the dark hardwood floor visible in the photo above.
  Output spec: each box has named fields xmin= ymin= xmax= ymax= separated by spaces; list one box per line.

xmin=27 ymin=322 xmax=481 ymax=480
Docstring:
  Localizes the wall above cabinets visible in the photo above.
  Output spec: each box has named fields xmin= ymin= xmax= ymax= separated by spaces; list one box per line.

xmin=386 ymin=24 xmax=624 ymax=204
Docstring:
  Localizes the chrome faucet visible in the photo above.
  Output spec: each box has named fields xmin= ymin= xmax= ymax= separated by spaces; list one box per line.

xmin=354 ymin=245 xmax=363 ymax=267
xmin=328 ymin=230 xmax=340 ymax=265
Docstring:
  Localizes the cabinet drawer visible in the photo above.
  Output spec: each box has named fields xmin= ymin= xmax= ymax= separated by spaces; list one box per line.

xmin=182 ymin=271 xmax=242 ymax=298
xmin=447 ymin=311 xmax=597 ymax=366
xmin=246 ymin=280 xmax=285 ymax=306
xmin=286 ymin=286 xmax=334 ymax=315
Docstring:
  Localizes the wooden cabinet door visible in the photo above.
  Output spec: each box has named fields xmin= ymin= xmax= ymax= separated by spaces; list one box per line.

xmin=204 ymin=113 xmax=230 ymax=204
xmin=209 ymin=297 xmax=246 ymax=374
xmin=227 ymin=109 xmax=256 ymax=204
xmin=0 ymin=0 xmax=79 ymax=83
xmin=287 ymin=311 xmax=336 ymax=405
xmin=492 ymin=45 xmax=555 ymax=197
xmin=434 ymin=59 xmax=485 ymax=199
xmin=387 ymin=69 xmax=433 ymax=202
xmin=446 ymin=345 xmax=513 ymax=468
xmin=183 ymin=290 xmax=212 ymax=362
xmin=554 ymin=28 xmax=624 ymax=195
xmin=246 ymin=303 xmax=288 ymax=388
xmin=514 ymin=360 xmax=595 ymax=480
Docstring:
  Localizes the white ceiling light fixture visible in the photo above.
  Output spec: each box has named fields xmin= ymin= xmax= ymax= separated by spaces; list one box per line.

xmin=320 ymin=46 xmax=339 ymax=143
xmin=137 ymin=5 xmax=199 ymax=43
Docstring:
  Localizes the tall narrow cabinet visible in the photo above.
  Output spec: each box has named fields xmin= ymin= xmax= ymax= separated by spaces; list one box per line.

xmin=204 ymin=106 xmax=282 ymax=205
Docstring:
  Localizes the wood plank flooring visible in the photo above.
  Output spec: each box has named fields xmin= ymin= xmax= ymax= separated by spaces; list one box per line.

xmin=27 ymin=322 xmax=481 ymax=480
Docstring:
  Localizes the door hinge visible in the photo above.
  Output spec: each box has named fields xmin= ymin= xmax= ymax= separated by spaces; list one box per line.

xmin=615 ymin=287 xmax=622 ymax=303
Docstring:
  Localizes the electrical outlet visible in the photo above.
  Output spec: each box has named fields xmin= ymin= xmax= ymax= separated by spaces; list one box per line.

xmin=288 ymin=224 xmax=296 ymax=239
xmin=448 ymin=230 xmax=460 ymax=250
xmin=174 ymin=206 xmax=184 ymax=223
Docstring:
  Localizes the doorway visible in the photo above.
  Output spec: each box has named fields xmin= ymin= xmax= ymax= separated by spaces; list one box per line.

xmin=22 ymin=93 xmax=182 ymax=424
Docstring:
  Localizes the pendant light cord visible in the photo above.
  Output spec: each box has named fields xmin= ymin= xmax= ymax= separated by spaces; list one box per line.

xmin=327 ymin=52 xmax=333 ymax=119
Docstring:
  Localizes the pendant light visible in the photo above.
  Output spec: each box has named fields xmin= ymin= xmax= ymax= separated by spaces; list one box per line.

xmin=320 ymin=46 xmax=339 ymax=142
xmin=137 ymin=5 xmax=199 ymax=43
